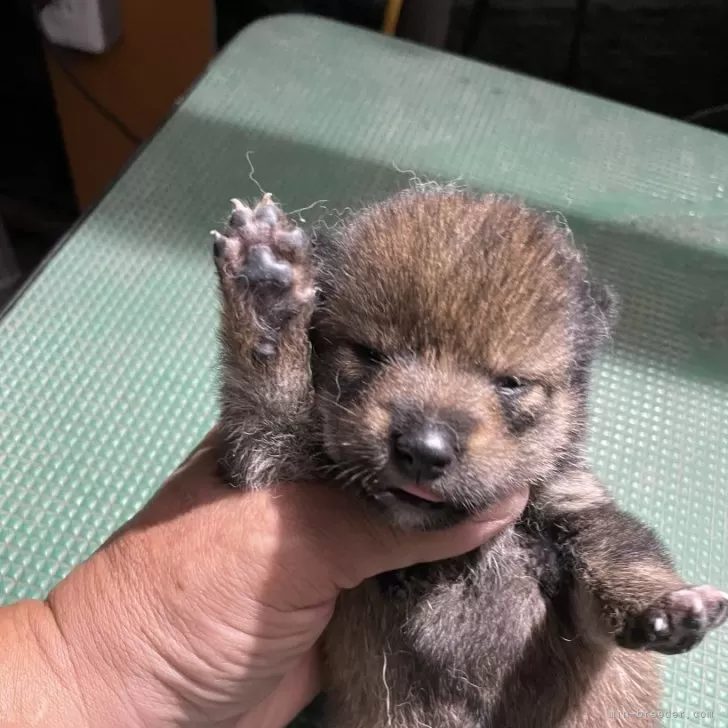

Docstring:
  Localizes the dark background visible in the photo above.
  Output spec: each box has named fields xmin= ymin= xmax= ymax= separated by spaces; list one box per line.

xmin=1 ymin=0 xmax=727 ymax=306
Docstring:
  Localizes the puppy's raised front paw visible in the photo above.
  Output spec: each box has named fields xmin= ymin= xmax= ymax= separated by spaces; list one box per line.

xmin=212 ymin=194 xmax=315 ymax=360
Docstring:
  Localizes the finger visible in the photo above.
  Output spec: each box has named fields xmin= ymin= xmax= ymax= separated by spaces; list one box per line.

xmin=318 ymin=486 xmax=529 ymax=590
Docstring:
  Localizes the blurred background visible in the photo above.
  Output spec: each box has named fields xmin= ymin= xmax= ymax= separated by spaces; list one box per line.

xmin=1 ymin=0 xmax=727 ymax=308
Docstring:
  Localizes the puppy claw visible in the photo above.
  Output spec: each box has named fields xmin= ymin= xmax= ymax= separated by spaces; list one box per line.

xmin=229 ymin=198 xmax=253 ymax=228
xmin=211 ymin=230 xmax=230 ymax=258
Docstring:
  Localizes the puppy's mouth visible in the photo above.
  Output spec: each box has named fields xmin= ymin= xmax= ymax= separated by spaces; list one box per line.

xmin=397 ymin=481 xmax=445 ymax=502
xmin=375 ymin=481 xmax=450 ymax=511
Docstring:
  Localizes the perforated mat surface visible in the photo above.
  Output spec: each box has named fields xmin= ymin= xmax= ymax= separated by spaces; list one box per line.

xmin=1 ymin=14 xmax=727 ymax=727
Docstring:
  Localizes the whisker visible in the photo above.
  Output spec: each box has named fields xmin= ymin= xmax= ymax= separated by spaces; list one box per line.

xmin=317 ymin=393 xmax=360 ymax=419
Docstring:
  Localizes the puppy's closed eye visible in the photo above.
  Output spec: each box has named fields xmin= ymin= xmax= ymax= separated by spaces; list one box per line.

xmin=494 ymin=377 xmax=548 ymax=433
xmin=493 ymin=375 xmax=531 ymax=397
xmin=348 ymin=341 xmax=388 ymax=367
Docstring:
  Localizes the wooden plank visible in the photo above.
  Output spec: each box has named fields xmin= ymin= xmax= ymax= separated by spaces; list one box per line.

xmin=45 ymin=0 xmax=215 ymax=209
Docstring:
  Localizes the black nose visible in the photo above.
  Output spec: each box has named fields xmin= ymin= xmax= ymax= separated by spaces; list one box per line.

xmin=391 ymin=424 xmax=457 ymax=481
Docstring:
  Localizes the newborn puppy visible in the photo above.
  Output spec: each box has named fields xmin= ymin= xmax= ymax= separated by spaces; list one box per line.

xmin=211 ymin=189 xmax=727 ymax=728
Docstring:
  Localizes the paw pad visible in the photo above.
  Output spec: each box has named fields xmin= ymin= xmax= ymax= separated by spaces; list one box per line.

xmin=211 ymin=195 xmax=315 ymax=359
xmin=237 ymin=246 xmax=293 ymax=290
xmin=620 ymin=585 xmax=728 ymax=655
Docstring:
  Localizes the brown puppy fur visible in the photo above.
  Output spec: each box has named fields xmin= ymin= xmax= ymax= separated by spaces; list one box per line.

xmin=211 ymin=188 xmax=727 ymax=728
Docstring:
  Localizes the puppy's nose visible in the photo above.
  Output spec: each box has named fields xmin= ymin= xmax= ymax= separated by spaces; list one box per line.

xmin=391 ymin=424 xmax=456 ymax=481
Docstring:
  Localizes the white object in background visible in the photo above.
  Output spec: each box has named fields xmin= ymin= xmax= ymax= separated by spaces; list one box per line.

xmin=0 ymin=217 xmax=20 ymax=295
xmin=39 ymin=0 xmax=122 ymax=54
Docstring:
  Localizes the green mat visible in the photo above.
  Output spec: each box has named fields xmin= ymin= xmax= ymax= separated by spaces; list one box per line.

xmin=1 ymin=14 xmax=727 ymax=727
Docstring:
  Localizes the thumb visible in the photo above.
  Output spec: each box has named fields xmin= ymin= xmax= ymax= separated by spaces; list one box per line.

xmin=301 ymin=485 xmax=529 ymax=592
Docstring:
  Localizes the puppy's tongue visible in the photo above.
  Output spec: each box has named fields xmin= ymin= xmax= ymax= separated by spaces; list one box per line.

xmin=397 ymin=482 xmax=446 ymax=502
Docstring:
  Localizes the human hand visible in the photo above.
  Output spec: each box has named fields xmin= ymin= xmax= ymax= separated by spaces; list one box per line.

xmin=26 ymin=428 xmax=527 ymax=727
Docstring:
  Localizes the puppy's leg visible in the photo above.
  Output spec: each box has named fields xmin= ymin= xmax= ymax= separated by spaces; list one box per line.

xmin=544 ymin=471 xmax=728 ymax=654
xmin=212 ymin=194 xmax=316 ymax=487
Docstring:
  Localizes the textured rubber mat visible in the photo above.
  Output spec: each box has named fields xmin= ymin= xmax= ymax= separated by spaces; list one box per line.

xmin=1 ymin=14 xmax=727 ymax=727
